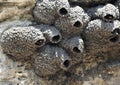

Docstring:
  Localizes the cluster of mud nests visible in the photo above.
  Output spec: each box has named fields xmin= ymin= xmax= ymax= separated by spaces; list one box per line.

xmin=0 ymin=0 xmax=120 ymax=85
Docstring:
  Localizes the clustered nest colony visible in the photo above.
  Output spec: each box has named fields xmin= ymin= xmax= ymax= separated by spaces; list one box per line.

xmin=0 ymin=0 xmax=120 ymax=82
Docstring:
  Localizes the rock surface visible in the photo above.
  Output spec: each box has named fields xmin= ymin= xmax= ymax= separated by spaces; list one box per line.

xmin=0 ymin=0 xmax=36 ymax=22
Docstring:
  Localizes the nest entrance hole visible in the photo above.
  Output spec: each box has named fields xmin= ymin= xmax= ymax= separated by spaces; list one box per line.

xmin=52 ymin=35 xmax=61 ymax=43
xmin=110 ymin=35 xmax=119 ymax=42
xmin=35 ymin=39 xmax=45 ymax=46
xmin=59 ymin=8 xmax=68 ymax=16
xmin=73 ymin=47 xmax=81 ymax=53
xmin=73 ymin=21 xmax=82 ymax=27
xmin=63 ymin=60 xmax=70 ymax=68
xmin=104 ymin=14 xmax=114 ymax=21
